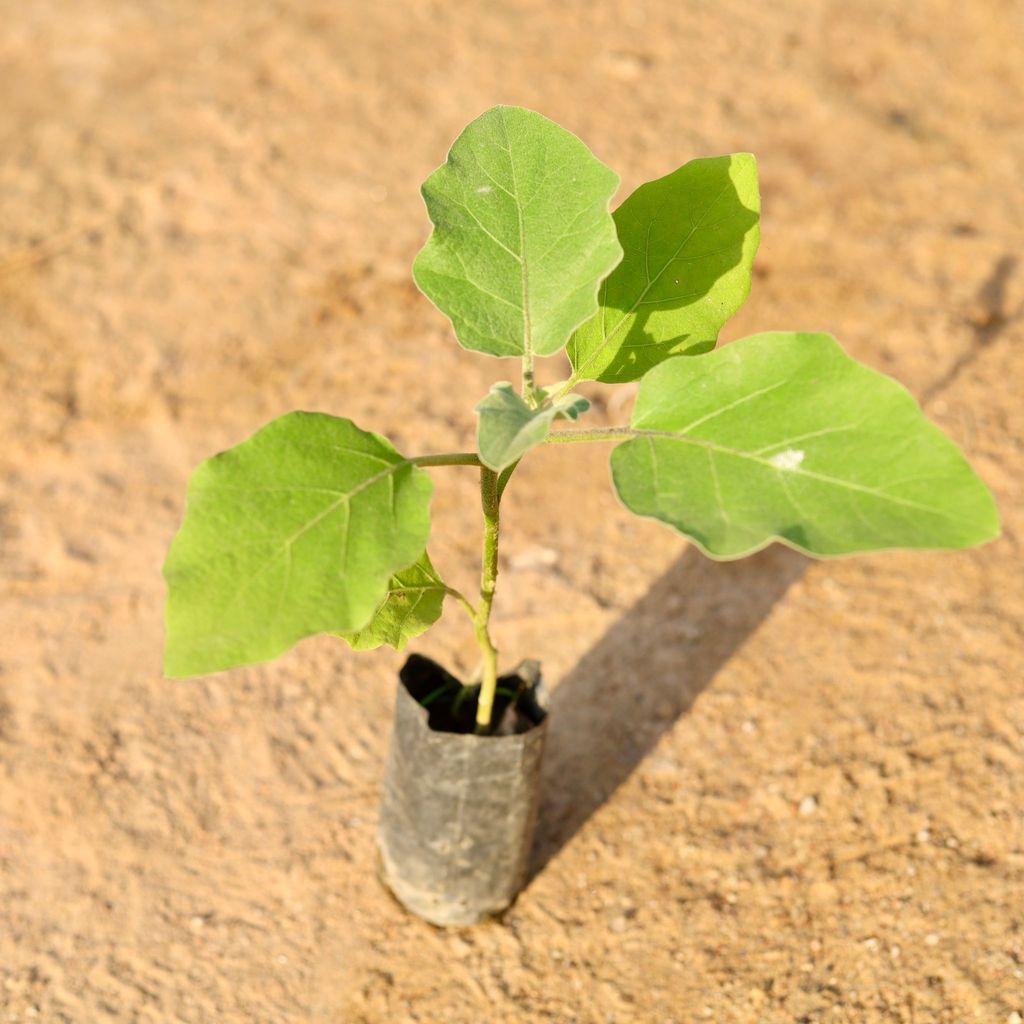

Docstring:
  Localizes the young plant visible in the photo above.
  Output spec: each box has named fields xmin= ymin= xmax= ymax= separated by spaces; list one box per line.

xmin=163 ymin=106 xmax=999 ymax=733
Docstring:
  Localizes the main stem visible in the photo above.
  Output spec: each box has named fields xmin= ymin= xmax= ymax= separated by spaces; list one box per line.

xmin=522 ymin=343 xmax=544 ymax=408
xmin=474 ymin=466 xmax=501 ymax=731
xmin=414 ymin=438 xmax=638 ymax=730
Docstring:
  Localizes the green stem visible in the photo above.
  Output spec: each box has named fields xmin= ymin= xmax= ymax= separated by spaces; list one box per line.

xmin=522 ymin=358 xmax=537 ymax=406
xmin=444 ymin=585 xmax=478 ymax=626
xmin=550 ymin=374 xmax=580 ymax=402
xmin=474 ymin=466 xmax=501 ymax=731
xmin=543 ymin=425 xmax=635 ymax=444
xmin=407 ymin=452 xmax=499 ymax=650
xmin=411 ymin=452 xmax=482 ymax=468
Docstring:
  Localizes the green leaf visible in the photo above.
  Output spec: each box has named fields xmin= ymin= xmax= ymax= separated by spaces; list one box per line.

xmin=476 ymin=382 xmax=590 ymax=472
xmin=338 ymin=553 xmax=446 ymax=651
xmin=568 ymin=154 xmax=760 ymax=384
xmin=413 ymin=105 xmax=622 ymax=359
xmin=163 ymin=412 xmax=433 ymax=677
xmin=611 ymin=332 xmax=1000 ymax=558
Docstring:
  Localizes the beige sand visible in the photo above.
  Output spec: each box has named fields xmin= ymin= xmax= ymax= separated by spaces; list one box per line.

xmin=1 ymin=1 xmax=1022 ymax=1020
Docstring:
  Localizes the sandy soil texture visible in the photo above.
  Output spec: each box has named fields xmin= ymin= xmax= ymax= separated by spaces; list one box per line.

xmin=2 ymin=1 xmax=1023 ymax=1021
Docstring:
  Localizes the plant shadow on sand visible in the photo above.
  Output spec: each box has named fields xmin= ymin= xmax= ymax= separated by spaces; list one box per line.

xmin=528 ymin=543 xmax=808 ymax=879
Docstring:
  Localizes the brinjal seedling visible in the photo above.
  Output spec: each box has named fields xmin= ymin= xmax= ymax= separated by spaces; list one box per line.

xmin=163 ymin=105 xmax=999 ymax=735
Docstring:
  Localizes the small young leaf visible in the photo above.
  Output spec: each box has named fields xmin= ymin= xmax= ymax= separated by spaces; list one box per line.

xmin=338 ymin=553 xmax=446 ymax=652
xmin=568 ymin=154 xmax=760 ymax=384
xmin=552 ymin=395 xmax=590 ymax=421
xmin=611 ymin=332 xmax=1000 ymax=558
xmin=413 ymin=105 xmax=622 ymax=359
xmin=476 ymin=382 xmax=590 ymax=472
xmin=163 ymin=412 xmax=433 ymax=677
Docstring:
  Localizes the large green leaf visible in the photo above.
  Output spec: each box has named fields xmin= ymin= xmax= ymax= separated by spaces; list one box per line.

xmin=339 ymin=553 xmax=446 ymax=652
xmin=476 ymin=382 xmax=589 ymax=471
xmin=413 ymin=105 xmax=622 ymax=359
xmin=611 ymin=332 xmax=1000 ymax=558
xmin=163 ymin=412 xmax=433 ymax=677
xmin=568 ymin=154 xmax=760 ymax=384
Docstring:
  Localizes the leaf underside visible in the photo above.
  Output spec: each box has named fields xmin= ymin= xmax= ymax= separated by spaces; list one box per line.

xmin=569 ymin=153 xmax=760 ymax=384
xmin=338 ymin=552 xmax=446 ymax=652
xmin=476 ymin=382 xmax=590 ymax=471
xmin=163 ymin=412 xmax=433 ymax=677
xmin=612 ymin=332 xmax=1000 ymax=559
xmin=413 ymin=105 xmax=622 ymax=359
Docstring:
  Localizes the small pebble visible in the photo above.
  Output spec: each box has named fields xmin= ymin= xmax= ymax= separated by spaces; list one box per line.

xmin=916 ymin=829 xmax=931 ymax=843
xmin=890 ymin=945 xmax=901 ymax=959
xmin=799 ymin=795 xmax=818 ymax=816
xmin=925 ymin=933 xmax=940 ymax=946
xmin=1007 ymin=1013 xmax=1022 ymax=1024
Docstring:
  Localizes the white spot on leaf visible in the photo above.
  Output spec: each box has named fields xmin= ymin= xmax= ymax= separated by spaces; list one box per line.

xmin=476 ymin=185 xmax=493 ymax=194
xmin=770 ymin=448 xmax=805 ymax=470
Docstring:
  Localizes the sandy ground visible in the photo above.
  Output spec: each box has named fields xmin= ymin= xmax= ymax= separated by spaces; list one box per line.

xmin=2 ymin=1 xmax=1023 ymax=1021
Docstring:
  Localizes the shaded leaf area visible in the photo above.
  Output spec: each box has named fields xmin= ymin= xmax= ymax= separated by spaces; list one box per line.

xmin=339 ymin=553 xmax=446 ymax=651
xmin=476 ymin=382 xmax=589 ymax=471
xmin=163 ymin=412 xmax=433 ymax=677
xmin=612 ymin=332 xmax=1000 ymax=558
xmin=569 ymin=154 xmax=760 ymax=383
xmin=413 ymin=105 xmax=621 ymax=358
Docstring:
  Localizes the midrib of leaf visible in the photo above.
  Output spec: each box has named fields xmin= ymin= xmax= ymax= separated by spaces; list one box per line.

xmin=624 ymin=428 xmax=964 ymax=522
xmin=383 ymin=582 xmax=448 ymax=596
xmin=392 ymin=592 xmax=423 ymax=637
xmin=498 ymin=106 xmax=532 ymax=371
xmin=570 ymin=179 xmax=733 ymax=384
